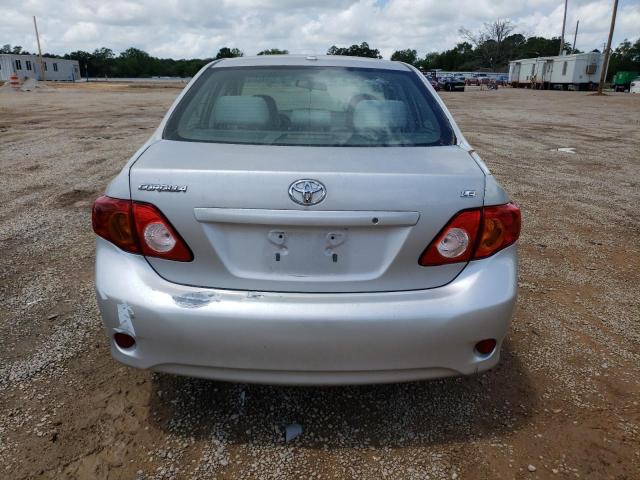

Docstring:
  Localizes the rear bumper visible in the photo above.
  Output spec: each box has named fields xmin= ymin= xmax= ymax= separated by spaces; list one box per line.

xmin=95 ymin=239 xmax=518 ymax=385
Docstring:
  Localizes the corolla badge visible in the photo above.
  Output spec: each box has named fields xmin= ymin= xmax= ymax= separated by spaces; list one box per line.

xmin=288 ymin=179 xmax=326 ymax=206
xmin=138 ymin=184 xmax=187 ymax=192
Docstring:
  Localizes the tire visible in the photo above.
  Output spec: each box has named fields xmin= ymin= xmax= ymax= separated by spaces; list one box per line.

xmin=445 ymin=84 xmax=452 ymax=92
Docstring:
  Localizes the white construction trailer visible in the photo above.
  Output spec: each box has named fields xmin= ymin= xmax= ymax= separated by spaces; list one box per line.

xmin=508 ymin=52 xmax=604 ymax=90
xmin=0 ymin=54 xmax=80 ymax=82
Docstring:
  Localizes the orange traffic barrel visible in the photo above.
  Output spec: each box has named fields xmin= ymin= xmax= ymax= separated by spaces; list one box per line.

xmin=9 ymin=74 xmax=21 ymax=89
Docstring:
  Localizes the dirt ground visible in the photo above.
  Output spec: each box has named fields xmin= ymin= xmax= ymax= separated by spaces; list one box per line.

xmin=0 ymin=83 xmax=638 ymax=480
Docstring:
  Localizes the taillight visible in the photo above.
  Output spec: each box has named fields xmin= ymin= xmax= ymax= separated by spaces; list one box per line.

xmin=474 ymin=203 xmax=521 ymax=259
xmin=419 ymin=203 xmax=520 ymax=266
xmin=419 ymin=209 xmax=481 ymax=266
xmin=131 ymin=203 xmax=193 ymax=261
xmin=92 ymin=196 xmax=193 ymax=262
xmin=92 ymin=196 xmax=138 ymax=253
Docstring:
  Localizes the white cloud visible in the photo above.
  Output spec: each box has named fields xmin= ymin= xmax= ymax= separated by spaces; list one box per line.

xmin=0 ymin=0 xmax=638 ymax=58
xmin=62 ymin=21 xmax=98 ymax=43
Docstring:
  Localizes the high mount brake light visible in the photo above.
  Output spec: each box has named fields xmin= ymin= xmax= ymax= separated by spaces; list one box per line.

xmin=92 ymin=196 xmax=193 ymax=262
xmin=419 ymin=203 xmax=521 ymax=266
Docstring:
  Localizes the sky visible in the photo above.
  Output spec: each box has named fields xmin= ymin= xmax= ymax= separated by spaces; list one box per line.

xmin=1 ymin=0 xmax=638 ymax=59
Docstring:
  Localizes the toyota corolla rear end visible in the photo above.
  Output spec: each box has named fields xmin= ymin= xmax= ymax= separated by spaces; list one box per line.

xmin=93 ymin=55 xmax=520 ymax=385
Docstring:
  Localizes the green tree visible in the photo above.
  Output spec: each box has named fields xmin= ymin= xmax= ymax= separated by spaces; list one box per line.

xmin=215 ymin=47 xmax=243 ymax=59
xmin=460 ymin=19 xmax=515 ymax=70
xmin=518 ymin=36 xmax=564 ymax=59
xmin=64 ymin=50 xmax=92 ymax=76
xmin=391 ymin=49 xmax=418 ymax=65
xmin=116 ymin=48 xmax=154 ymax=77
xmin=257 ymin=48 xmax=289 ymax=55
xmin=93 ymin=47 xmax=116 ymax=76
xmin=608 ymin=38 xmax=640 ymax=79
xmin=1 ymin=45 xmax=30 ymax=55
xmin=416 ymin=52 xmax=441 ymax=71
xmin=416 ymin=43 xmax=475 ymax=71
xmin=327 ymin=42 xmax=382 ymax=59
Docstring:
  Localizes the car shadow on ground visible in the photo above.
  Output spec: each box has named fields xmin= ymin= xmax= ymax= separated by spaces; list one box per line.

xmin=148 ymin=341 xmax=535 ymax=448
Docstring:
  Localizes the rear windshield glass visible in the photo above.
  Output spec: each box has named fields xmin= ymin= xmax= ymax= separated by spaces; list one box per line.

xmin=164 ymin=66 xmax=455 ymax=147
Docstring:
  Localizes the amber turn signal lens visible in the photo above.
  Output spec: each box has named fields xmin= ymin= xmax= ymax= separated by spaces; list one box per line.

xmin=474 ymin=203 xmax=521 ymax=259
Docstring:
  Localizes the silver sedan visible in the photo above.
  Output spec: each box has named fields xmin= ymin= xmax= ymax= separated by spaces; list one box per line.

xmin=92 ymin=54 xmax=521 ymax=385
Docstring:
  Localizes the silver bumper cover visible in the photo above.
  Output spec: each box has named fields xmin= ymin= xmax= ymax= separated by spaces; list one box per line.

xmin=95 ymin=239 xmax=517 ymax=385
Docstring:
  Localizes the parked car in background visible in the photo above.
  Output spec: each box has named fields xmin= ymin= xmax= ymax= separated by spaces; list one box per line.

xmin=427 ymin=76 xmax=441 ymax=91
xmin=419 ymin=70 xmax=441 ymax=91
xmin=630 ymin=77 xmax=640 ymax=94
xmin=495 ymin=75 xmax=509 ymax=86
xmin=438 ymin=75 xmax=465 ymax=92
xmin=92 ymin=55 xmax=520 ymax=385
xmin=465 ymin=73 xmax=488 ymax=86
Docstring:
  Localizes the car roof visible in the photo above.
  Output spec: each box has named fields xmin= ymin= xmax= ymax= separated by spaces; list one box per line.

xmin=212 ymin=55 xmax=412 ymax=71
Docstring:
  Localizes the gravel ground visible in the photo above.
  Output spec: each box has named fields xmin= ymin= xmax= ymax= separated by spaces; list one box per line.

xmin=0 ymin=83 xmax=638 ymax=479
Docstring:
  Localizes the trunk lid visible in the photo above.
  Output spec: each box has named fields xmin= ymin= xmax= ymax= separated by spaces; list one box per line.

xmin=130 ymin=140 xmax=485 ymax=293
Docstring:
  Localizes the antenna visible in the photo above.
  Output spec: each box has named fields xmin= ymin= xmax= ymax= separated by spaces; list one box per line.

xmin=572 ymin=20 xmax=579 ymax=52
xmin=33 ymin=16 xmax=46 ymax=82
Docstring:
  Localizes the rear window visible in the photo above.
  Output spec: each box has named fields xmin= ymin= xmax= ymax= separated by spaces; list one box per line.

xmin=164 ymin=66 xmax=455 ymax=147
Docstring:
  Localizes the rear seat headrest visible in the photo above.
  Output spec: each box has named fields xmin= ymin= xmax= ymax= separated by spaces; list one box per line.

xmin=352 ymin=100 xmax=407 ymax=130
xmin=211 ymin=96 xmax=270 ymax=128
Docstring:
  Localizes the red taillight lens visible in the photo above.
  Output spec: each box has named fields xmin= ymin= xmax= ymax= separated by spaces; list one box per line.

xmin=474 ymin=203 xmax=521 ymax=259
xmin=92 ymin=196 xmax=192 ymax=262
xmin=419 ymin=203 xmax=521 ymax=266
xmin=419 ymin=209 xmax=482 ymax=266
xmin=131 ymin=203 xmax=193 ymax=261
xmin=92 ymin=196 xmax=139 ymax=253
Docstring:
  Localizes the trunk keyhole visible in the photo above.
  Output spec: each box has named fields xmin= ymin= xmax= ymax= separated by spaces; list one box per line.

xmin=275 ymin=253 xmax=281 ymax=262
xmin=332 ymin=253 xmax=338 ymax=263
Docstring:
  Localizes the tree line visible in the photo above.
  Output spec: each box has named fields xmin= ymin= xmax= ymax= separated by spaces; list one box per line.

xmin=2 ymin=20 xmax=638 ymax=79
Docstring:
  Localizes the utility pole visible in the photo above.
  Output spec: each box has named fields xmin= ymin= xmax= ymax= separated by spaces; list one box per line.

xmin=559 ymin=0 xmax=568 ymax=56
xmin=597 ymin=0 xmax=619 ymax=94
xmin=572 ymin=20 xmax=579 ymax=52
xmin=33 ymin=16 xmax=45 ymax=82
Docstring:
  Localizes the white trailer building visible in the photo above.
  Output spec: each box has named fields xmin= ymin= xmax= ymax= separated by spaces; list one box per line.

xmin=508 ymin=52 xmax=604 ymax=90
xmin=0 ymin=54 xmax=80 ymax=82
